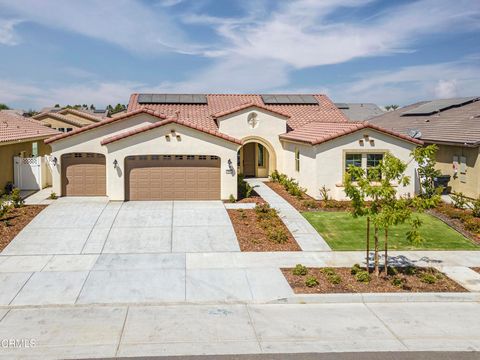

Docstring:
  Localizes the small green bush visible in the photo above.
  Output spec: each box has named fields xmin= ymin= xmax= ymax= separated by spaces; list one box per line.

xmin=267 ymin=228 xmax=288 ymax=244
xmin=49 ymin=192 xmax=58 ymax=200
xmin=302 ymin=199 xmax=318 ymax=209
xmin=472 ymin=198 xmax=480 ymax=218
xmin=319 ymin=185 xmax=330 ymax=202
xmin=0 ymin=197 xmax=11 ymax=218
xmin=320 ymin=267 xmax=336 ymax=276
xmin=464 ymin=217 xmax=480 ymax=234
xmin=292 ymin=264 xmax=308 ymax=276
xmin=420 ymin=273 xmax=437 ymax=284
xmin=451 ymin=192 xmax=467 ymax=209
xmin=327 ymin=274 xmax=342 ymax=285
xmin=255 ymin=203 xmax=277 ymax=221
xmin=391 ymin=277 xmax=404 ymax=287
xmin=305 ymin=276 xmax=319 ymax=287
xmin=350 ymin=264 xmax=362 ymax=275
xmin=355 ymin=271 xmax=371 ymax=283
xmin=228 ymin=194 xmax=236 ymax=203
xmin=387 ymin=266 xmax=398 ymax=276
xmin=238 ymin=174 xmax=254 ymax=199
xmin=404 ymin=266 xmax=417 ymax=276
xmin=10 ymin=188 xmax=24 ymax=208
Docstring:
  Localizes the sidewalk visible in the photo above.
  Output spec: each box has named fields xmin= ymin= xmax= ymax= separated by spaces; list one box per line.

xmin=0 ymin=301 xmax=479 ymax=359
xmin=246 ymin=179 xmax=331 ymax=251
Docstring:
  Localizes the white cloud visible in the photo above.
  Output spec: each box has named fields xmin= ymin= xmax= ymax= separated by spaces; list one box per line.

xmin=434 ymin=80 xmax=458 ymax=99
xmin=0 ymin=18 xmax=22 ymax=45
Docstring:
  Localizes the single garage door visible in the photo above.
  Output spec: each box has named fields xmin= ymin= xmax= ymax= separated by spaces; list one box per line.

xmin=125 ymin=155 xmax=220 ymax=201
xmin=61 ymin=153 xmax=106 ymax=196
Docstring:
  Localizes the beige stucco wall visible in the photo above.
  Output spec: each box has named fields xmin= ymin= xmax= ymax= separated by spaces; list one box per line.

xmin=218 ymin=108 xmax=287 ymax=175
xmin=282 ymin=129 xmax=418 ymax=200
xmin=38 ymin=117 xmax=81 ymax=130
xmin=63 ymin=112 xmax=97 ymax=125
xmin=434 ymin=144 xmax=479 ymax=198
xmin=49 ymin=113 xmax=239 ymax=200
xmin=0 ymin=139 xmax=51 ymax=190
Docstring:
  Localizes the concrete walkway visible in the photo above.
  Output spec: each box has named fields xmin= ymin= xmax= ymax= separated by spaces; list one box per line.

xmin=1 ymin=301 xmax=480 ymax=359
xmin=246 ymin=179 xmax=331 ymax=251
xmin=22 ymin=187 xmax=56 ymax=205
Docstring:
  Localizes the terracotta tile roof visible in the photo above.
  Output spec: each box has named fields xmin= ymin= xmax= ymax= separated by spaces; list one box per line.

xmin=58 ymin=108 xmax=104 ymax=122
xmin=368 ymin=98 xmax=480 ymax=146
xmin=101 ymin=118 xmax=243 ymax=145
xmin=0 ymin=111 xmax=60 ymax=144
xmin=212 ymin=102 xmax=290 ymax=119
xmin=279 ymin=121 xmax=423 ymax=146
xmin=45 ymin=109 xmax=166 ymax=144
xmin=32 ymin=112 xmax=86 ymax=127
xmin=128 ymin=93 xmax=348 ymax=131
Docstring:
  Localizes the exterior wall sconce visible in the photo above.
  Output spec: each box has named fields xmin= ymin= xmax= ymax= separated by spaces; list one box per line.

xmin=113 ymin=159 xmax=118 ymax=169
xmin=51 ymin=156 xmax=58 ymax=166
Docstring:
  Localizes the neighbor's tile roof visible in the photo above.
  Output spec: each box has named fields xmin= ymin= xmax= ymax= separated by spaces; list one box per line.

xmin=58 ymin=108 xmax=104 ymax=122
xmin=335 ymin=103 xmax=385 ymax=121
xmin=101 ymin=118 xmax=243 ymax=145
xmin=45 ymin=109 xmax=167 ymax=144
xmin=128 ymin=94 xmax=348 ymax=130
xmin=32 ymin=112 xmax=86 ymax=127
xmin=279 ymin=121 xmax=423 ymax=145
xmin=369 ymin=98 xmax=480 ymax=146
xmin=0 ymin=111 xmax=59 ymax=143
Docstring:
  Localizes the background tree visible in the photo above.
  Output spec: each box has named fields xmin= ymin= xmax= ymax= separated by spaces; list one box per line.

xmin=0 ymin=103 xmax=10 ymax=110
xmin=385 ymin=104 xmax=399 ymax=111
xmin=412 ymin=144 xmax=442 ymax=202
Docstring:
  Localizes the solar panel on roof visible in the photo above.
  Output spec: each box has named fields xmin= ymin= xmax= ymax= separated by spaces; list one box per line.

xmin=261 ymin=94 xmax=318 ymax=105
xmin=137 ymin=94 xmax=207 ymax=104
xmin=334 ymin=103 xmax=350 ymax=109
xmin=402 ymin=97 xmax=478 ymax=116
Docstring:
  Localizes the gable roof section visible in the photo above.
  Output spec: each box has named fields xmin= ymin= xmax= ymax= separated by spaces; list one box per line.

xmin=0 ymin=111 xmax=59 ymax=144
xmin=335 ymin=103 xmax=385 ymax=121
xmin=101 ymin=118 xmax=243 ymax=145
xmin=369 ymin=98 xmax=480 ymax=146
xmin=212 ymin=102 xmax=290 ymax=119
xmin=279 ymin=121 xmax=423 ymax=146
xmin=33 ymin=112 xmax=86 ymax=127
xmin=45 ymin=109 xmax=166 ymax=144
xmin=58 ymin=108 xmax=104 ymax=122
xmin=128 ymin=93 xmax=348 ymax=131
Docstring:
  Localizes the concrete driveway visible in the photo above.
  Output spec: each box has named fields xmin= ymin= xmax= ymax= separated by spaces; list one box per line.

xmin=2 ymin=197 xmax=239 ymax=255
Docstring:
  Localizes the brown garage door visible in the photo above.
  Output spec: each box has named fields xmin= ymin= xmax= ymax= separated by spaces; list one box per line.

xmin=61 ymin=153 xmax=106 ymax=196
xmin=125 ymin=155 xmax=220 ymax=201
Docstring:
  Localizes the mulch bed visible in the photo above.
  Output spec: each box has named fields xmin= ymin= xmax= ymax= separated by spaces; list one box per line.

xmin=282 ymin=266 xmax=467 ymax=293
xmin=0 ymin=205 xmax=46 ymax=251
xmin=265 ymin=182 xmax=351 ymax=212
xmin=227 ymin=208 xmax=301 ymax=251
xmin=428 ymin=205 xmax=480 ymax=245
xmin=223 ymin=190 xmax=266 ymax=205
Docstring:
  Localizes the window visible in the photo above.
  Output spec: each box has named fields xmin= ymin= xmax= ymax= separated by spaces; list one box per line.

xmin=199 ymin=155 xmax=207 ymax=160
xmin=86 ymin=153 xmax=95 ymax=158
xmin=58 ymin=128 xmax=65 ymax=132
xmin=345 ymin=153 xmax=362 ymax=172
xmin=295 ymin=148 xmax=300 ymax=172
xmin=151 ymin=155 xmax=160 ymax=160
xmin=31 ymin=142 xmax=38 ymax=157
xmin=139 ymin=155 xmax=148 ymax=160
xmin=66 ymin=128 xmax=73 ymax=132
xmin=175 ymin=155 xmax=184 ymax=160
xmin=237 ymin=150 xmax=241 ymax=166
xmin=163 ymin=155 xmax=171 ymax=160
xmin=257 ymin=144 xmax=265 ymax=167
xmin=210 ymin=156 xmax=219 ymax=160
xmin=367 ymin=153 xmax=383 ymax=179
xmin=187 ymin=155 xmax=195 ymax=160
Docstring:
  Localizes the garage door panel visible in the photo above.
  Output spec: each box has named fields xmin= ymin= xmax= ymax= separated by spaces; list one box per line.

xmin=126 ymin=155 xmax=220 ymax=201
xmin=62 ymin=154 xmax=106 ymax=196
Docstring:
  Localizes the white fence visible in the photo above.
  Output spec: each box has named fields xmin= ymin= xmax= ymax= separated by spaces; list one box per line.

xmin=13 ymin=156 xmax=52 ymax=190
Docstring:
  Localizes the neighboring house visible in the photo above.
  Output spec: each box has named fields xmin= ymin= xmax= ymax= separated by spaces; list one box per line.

xmin=33 ymin=108 xmax=104 ymax=133
xmin=369 ymin=97 xmax=480 ymax=198
xmin=0 ymin=111 xmax=59 ymax=190
xmin=335 ymin=103 xmax=385 ymax=121
xmin=44 ymin=93 xmax=422 ymax=201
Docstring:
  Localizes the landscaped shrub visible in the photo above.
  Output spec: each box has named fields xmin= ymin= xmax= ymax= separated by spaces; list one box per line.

xmin=326 ymin=273 xmax=342 ymax=285
xmin=350 ymin=264 xmax=362 ymax=275
xmin=254 ymin=203 xmax=277 ymax=221
xmin=238 ymin=174 xmax=254 ymax=199
xmin=451 ymin=192 xmax=468 ymax=209
xmin=305 ymin=276 xmax=319 ymax=287
xmin=49 ymin=192 xmax=58 ymax=200
xmin=302 ymin=199 xmax=318 ymax=209
xmin=0 ymin=196 xmax=12 ymax=219
xmin=319 ymin=185 xmax=330 ymax=202
xmin=355 ymin=270 xmax=371 ymax=283
xmin=320 ymin=267 xmax=336 ymax=276
xmin=464 ymin=217 xmax=480 ymax=233
xmin=404 ymin=266 xmax=417 ymax=276
xmin=391 ymin=277 xmax=405 ymax=287
xmin=267 ymin=227 xmax=288 ymax=244
xmin=387 ymin=266 xmax=399 ymax=276
xmin=9 ymin=188 xmax=24 ymax=208
xmin=419 ymin=273 xmax=437 ymax=284
xmin=472 ymin=198 xmax=480 ymax=218
xmin=292 ymin=264 xmax=308 ymax=276
xmin=228 ymin=194 xmax=236 ymax=203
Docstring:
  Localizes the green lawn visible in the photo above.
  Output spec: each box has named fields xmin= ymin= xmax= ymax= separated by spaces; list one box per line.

xmin=302 ymin=211 xmax=479 ymax=251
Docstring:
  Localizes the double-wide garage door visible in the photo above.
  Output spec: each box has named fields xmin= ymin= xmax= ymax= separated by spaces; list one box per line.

xmin=125 ymin=155 xmax=221 ymax=201
xmin=61 ymin=153 xmax=106 ymax=196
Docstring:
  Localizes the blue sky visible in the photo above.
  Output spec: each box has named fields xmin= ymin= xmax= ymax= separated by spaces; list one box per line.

xmin=0 ymin=0 xmax=479 ymax=110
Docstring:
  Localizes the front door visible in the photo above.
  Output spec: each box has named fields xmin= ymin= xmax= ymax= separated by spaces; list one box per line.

xmin=243 ymin=143 xmax=256 ymax=177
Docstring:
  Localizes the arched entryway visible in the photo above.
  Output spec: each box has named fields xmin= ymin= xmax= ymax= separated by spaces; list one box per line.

xmin=237 ymin=137 xmax=276 ymax=178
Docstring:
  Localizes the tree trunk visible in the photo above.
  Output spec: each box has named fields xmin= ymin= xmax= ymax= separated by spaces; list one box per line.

xmin=366 ymin=217 xmax=370 ymax=272
xmin=384 ymin=228 xmax=388 ymax=274
xmin=374 ymin=225 xmax=379 ymax=277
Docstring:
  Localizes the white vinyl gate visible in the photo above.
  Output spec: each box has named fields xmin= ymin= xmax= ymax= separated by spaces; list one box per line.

xmin=13 ymin=156 xmax=52 ymax=190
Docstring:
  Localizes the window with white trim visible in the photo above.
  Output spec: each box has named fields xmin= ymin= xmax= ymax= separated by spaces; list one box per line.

xmin=294 ymin=148 xmax=300 ymax=172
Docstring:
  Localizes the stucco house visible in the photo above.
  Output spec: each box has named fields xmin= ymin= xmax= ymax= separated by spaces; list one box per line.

xmin=44 ymin=93 xmax=422 ymax=201
xmin=33 ymin=108 xmax=105 ymax=133
xmin=0 ymin=110 xmax=59 ymax=190
xmin=370 ymin=97 xmax=480 ymax=198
